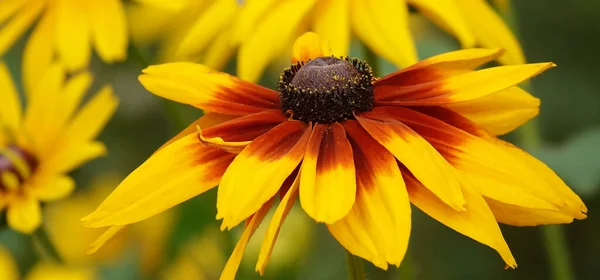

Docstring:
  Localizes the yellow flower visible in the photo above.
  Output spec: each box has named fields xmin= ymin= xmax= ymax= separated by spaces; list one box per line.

xmin=0 ymin=0 xmax=176 ymax=94
xmin=0 ymin=62 xmax=118 ymax=234
xmin=172 ymin=0 xmax=524 ymax=82
xmin=82 ymin=33 xmax=586 ymax=278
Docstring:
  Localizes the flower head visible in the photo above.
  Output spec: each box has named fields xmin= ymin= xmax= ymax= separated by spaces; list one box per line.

xmin=0 ymin=62 xmax=118 ymax=234
xmin=173 ymin=0 xmax=524 ymax=82
xmin=83 ymin=32 xmax=586 ymax=278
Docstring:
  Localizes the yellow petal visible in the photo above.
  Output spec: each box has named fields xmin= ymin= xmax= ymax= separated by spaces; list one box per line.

xmin=203 ymin=30 xmax=237 ymax=71
xmin=43 ymin=141 xmax=106 ymax=174
xmin=175 ymin=0 xmax=238 ymax=59
xmin=453 ymin=0 xmax=525 ymax=64
xmin=291 ymin=32 xmax=332 ymax=63
xmin=87 ymin=226 xmax=127 ymax=255
xmin=0 ymin=0 xmax=44 ymax=57
xmin=28 ymin=175 xmax=75 ymax=202
xmin=0 ymin=0 xmax=26 ymax=24
xmin=217 ymin=121 xmax=311 ymax=230
xmin=88 ymin=0 xmax=128 ymax=63
xmin=328 ymin=120 xmax=411 ymax=269
xmin=0 ymin=62 xmax=22 ymax=133
xmin=256 ymin=171 xmax=300 ymax=275
xmin=407 ymin=0 xmax=475 ymax=47
xmin=133 ymin=0 xmax=187 ymax=10
xmin=0 ymin=245 xmax=19 ymax=280
xmin=55 ymin=0 xmax=91 ymax=71
xmin=405 ymin=173 xmax=517 ymax=268
xmin=231 ymin=0 xmax=278 ymax=43
xmin=237 ymin=0 xmax=316 ymax=82
xmin=485 ymin=198 xmax=576 ymax=226
xmin=357 ymin=113 xmax=465 ymax=211
xmin=81 ymin=134 xmax=236 ymax=228
xmin=64 ymin=85 xmax=118 ymax=143
xmin=220 ymin=201 xmax=273 ymax=280
xmin=25 ymin=263 xmax=96 ymax=280
xmin=56 ymin=71 xmax=94 ymax=129
xmin=300 ymin=123 xmax=356 ymax=224
xmin=7 ymin=195 xmax=42 ymax=234
xmin=443 ymin=86 xmax=540 ymax=135
xmin=157 ymin=113 xmax=237 ymax=153
xmin=22 ymin=8 xmax=55 ymax=96
xmin=312 ymin=0 xmax=349 ymax=55
xmin=351 ymin=0 xmax=417 ymax=68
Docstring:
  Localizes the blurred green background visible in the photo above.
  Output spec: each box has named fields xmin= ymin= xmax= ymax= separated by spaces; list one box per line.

xmin=2 ymin=0 xmax=600 ymax=279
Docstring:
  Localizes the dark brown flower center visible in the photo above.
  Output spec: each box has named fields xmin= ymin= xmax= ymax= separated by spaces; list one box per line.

xmin=0 ymin=145 xmax=38 ymax=192
xmin=278 ymin=56 xmax=375 ymax=123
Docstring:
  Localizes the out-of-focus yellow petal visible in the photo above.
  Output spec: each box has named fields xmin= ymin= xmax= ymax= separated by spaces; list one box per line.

xmin=87 ymin=226 xmax=126 ymax=255
xmin=133 ymin=0 xmax=187 ymax=11
xmin=313 ymin=0 xmax=349 ymax=55
xmin=175 ymin=0 xmax=238 ymax=60
xmin=237 ymin=0 xmax=316 ymax=82
xmin=55 ymin=71 xmax=94 ymax=129
xmin=63 ymin=85 xmax=118 ymax=143
xmin=231 ymin=0 xmax=278 ymax=43
xmin=351 ymin=0 xmax=417 ymax=68
xmin=407 ymin=0 xmax=475 ymax=48
xmin=443 ymin=86 xmax=540 ymax=135
xmin=0 ymin=0 xmax=44 ymax=57
xmin=0 ymin=0 xmax=26 ymax=24
xmin=25 ymin=263 xmax=96 ymax=280
xmin=23 ymin=8 xmax=55 ymax=96
xmin=29 ymin=175 xmax=75 ymax=201
xmin=0 ymin=63 xmax=22 ymax=133
xmin=0 ymin=245 xmax=19 ymax=280
xmin=405 ymin=173 xmax=517 ymax=268
xmin=81 ymin=134 xmax=236 ymax=228
xmin=7 ymin=195 xmax=42 ymax=234
xmin=43 ymin=141 xmax=106 ymax=174
xmin=292 ymin=32 xmax=332 ymax=63
xmin=453 ymin=0 xmax=525 ymax=64
xmin=220 ymin=201 xmax=272 ymax=280
xmin=88 ymin=0 xmax=127 ymax=63
xmin=55 ymin=0 xmax=90 ymax=71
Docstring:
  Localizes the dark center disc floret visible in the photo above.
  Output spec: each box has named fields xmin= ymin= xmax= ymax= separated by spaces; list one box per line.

xmin=0 ymin=145 xmax=38 ymax=191
xmin=278 ymin=56 xmax=375 ymax=123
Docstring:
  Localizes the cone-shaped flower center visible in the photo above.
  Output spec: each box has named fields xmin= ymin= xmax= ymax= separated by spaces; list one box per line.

xmin=0 ymin=145 xmax=38 ymax=191
xmin=278 ymin=56 xmax=375 ymax=123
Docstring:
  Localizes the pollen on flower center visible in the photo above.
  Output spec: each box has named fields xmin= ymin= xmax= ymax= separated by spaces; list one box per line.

xmin=278 ymin=56 xmax=375 ymax=123
xmin=0 ymin=145 xmax=38 ymax=191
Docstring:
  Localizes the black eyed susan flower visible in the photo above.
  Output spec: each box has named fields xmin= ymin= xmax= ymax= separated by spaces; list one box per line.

xmin=82 ymin=33 xmax=586 ymax=278
xmin=0 ymin=62 xmax=117 ymax=234
xmin=173 ymin=0 xmax=524 ymax=82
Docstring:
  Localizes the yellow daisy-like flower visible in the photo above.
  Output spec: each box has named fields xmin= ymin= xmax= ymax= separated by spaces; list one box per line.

xmin=0 ymin=0 xmax=177 ymax=93
xmin=173 ymin=0 xmax=524 ymax=82
xmin=0 ymin=62 xmax=118 ymax=234
xmin=82 ymin=33 xmax=586 ymax=278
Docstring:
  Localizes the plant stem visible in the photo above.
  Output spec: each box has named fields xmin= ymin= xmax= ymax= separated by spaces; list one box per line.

xmin=346 ymin=250 xmax=366 ymax=280
xmin=33 ymin=226 xmax=62 ymax=263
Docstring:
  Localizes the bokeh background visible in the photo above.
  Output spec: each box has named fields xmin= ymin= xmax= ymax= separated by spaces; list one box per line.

xmin=2 ymin=0 xmax=600 ymax=279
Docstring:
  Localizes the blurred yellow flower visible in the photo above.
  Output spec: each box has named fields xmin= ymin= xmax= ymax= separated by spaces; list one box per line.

xmin=0 ymin=245 xmax=19 ymax=280
xmin=0 ymin=62 xmax=118 ymax=234
xmin=171 ymin=0 xmax=524 ymax=82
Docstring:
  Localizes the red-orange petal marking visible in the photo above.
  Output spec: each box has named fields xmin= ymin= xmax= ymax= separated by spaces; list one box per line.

xmin=300 ymin=123 xmax=356 ymax=224
xmin=217 ymin=120 xmax=311 ymax=230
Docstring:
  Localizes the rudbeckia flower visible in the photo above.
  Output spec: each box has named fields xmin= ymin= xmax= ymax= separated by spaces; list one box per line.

xmin=0 ymin=62 xmax=118 ymax=234
xmin=82 ymin=33 xmax=586 ymax=278
xmin=0 ymin=0 xmax=177 ymax=93
xmin=174 ymin=0 xmax=524 ymax=82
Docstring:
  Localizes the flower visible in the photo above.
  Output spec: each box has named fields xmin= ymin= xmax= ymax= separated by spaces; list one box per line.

xmin=0 ymin=0 xmax=176 ymax=93
xmin=0 ymin=62 xmax=118 ymax=234
xmin=82 ymin=33 xmax=586 ymax=278
xmin=173 ymin=0 xmax=524 ymax=82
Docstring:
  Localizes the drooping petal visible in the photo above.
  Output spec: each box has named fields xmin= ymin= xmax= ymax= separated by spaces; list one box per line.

xmin=0 ymin=0 xmax=44 ymax=57
xmin=292 ymin=32 xmax=333 ymax=64
xmin=376 ymin=106 xmax=564 ymax=211
xmin=28 ymin=175 xmax=75 ymax=201
xmin=199 ymin=109 xmax=287 ymax=153
xmin=22 ymin=8 xmax=55 ymax=96
xmin=357 ymin=112 xmax=465 ymax=211
xmin=407 ymin=0 xmax=475 ymax=48
xmin=442 ymin=86 xmax=540 ymax=135
xmin=0 ymin=63 xmax=22 ymax=133
xmin=81 ymin=134 xmax=236 ymax=228
xmin=300 ymin=123 xmax=356 ymax=224
xmin=404 ymin=172 xmax=516 ymax=268
xmin=158 ymin=113 xmax=237 ymax=153
xmin=55 ymin=0 xmax=91 ymax=71
xmin=376 ymin=63 xmax=555 ymax=105
xmin=139 ymin=62 xmax=280 ymax=115
xmin=88 ymin=0 xmax=128 ymax=63
xmin=218 ymin=121 xmax=311 ymax=230
xmin=237 ymin=0 xmax=316 ymax=82
xmin=376 ymin=48 xmax=503 ymax=87
xmin=313 ymin=0 xmax=349 ymax=56
xmin=485 ymin=198 xmax=576 ymax=226
xmin=7 ymin=196 xmax=42 ymax=234
xmin=328 ymin=120 xmax=411 ymax=269
xmin=87 ymin=225 xmax=127 ymax=255
xmin=221 ymin=200 xmax=273 ymax=280
xmin=256 ymin=171 xmax=300 ymax=275
xmin=453 ymin=0 xmax=525 ymax=65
